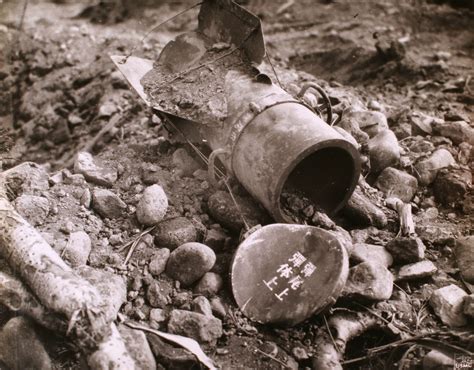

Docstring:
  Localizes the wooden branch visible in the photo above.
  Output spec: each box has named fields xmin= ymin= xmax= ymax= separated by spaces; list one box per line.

xmin=0 ymin=271 xmax=67 ymax=332
xmin=386 ymin=197 xmax=415 ymax=236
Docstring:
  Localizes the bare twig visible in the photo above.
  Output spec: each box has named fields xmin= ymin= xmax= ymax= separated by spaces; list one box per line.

xmin=0 ymin=173 xmax=135 ymax=369
xmin=324 ymin=314 xmax=340 ymax=354
xmin=342 ymin=332 xmax=474 ymax=365
xmin=265 ymin=52 xmax=283 ymax=88
xmin=122 ymin=225 xmax=156 ymax=265
xmin=276 ymin=0 xmax=295 ymax=15
xmin=254 ymin=347 xmax=291 ymax=369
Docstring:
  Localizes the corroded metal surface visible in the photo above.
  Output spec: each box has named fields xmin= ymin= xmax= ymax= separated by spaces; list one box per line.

xmin=231 ymin=224 xmax=349 ymax=326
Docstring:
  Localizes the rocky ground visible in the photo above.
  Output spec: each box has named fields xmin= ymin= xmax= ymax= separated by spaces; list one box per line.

xmin=0 ymin=0 xmax=473 ymax=369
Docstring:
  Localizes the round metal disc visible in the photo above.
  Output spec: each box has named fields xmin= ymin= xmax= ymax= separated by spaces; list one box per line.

xmin=231 ymin=224 xmax=349 ymax=326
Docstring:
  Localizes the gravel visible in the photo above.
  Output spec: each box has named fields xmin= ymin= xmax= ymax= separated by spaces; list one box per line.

xmin=74 ymin=151 xmax=118 ymax=187
xmin=429 ymin=284 xmax=468 ymax=327
xmin=396 ymin=260 xmax=438 ymax=281
xmin=343 ymin=261 xmax=394 ymax=301
xmin=385 ymin=236 xmax=426 ymax=264
xmin=415 ymin=148 xmax=455 ymax=186
xmin=152 ymin=217 xmax=197 ymax=249
xmin=148 ymin=248 xmax=171 ymax=277
xmin=351 ymin=243 xmax=393 ymax=268
xmin=166 ymin=242 xmax=216 ymax=286
xmin=368 ymin=129 xmax=400 ymax=173
xmin=136 ymin=184 xmax=168 ymax=226
xmin=167 ymin=309 xmax=223 ymax=344
xmin=374 ymin=167 xmax=418 ymax=202
xmin=91 ymin=188 xmax=127 ymax=219
xmin=194 ymin=272 xmax=224 ymax=297
xmin=63 ymin=230 xmax=91 ymax=267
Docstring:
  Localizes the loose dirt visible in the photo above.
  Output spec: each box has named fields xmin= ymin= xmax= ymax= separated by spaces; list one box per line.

xmin=1 ymin=0 xmax=473 ymax=369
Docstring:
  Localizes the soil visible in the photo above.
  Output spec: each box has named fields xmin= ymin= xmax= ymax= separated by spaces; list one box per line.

xmin=1 ymin=0 xmax=473 ymax=369
xmin=142 ymin=44 xmax=254 ymax=125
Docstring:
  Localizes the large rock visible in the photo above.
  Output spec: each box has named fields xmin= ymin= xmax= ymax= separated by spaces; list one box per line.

xmin=433 ymin=168 xmax=471 ymax=206
xmin=455 ymin=236 xmax=474 ymax=283
xmin=136 ymin=185 xmax=168 ymax=226
xmin=118 ymin=324 xmax=156 ymax=370
xmin=166 ymin=242 xmax=216 ymax=286
xmin=343 ymin=187 xmax=387 ymax=228
xmin=343 ymin=262 xmax=393 ymax=301
xmin=0 ymin=317 xmax=51 ymax=370
xmin=14 ymin=194 xmax=49 ymax=226
xmin=167 ymin=309 xmax=222 ymax=344
xmin=385 ymin=237 xmax=425 ymax=264
xmin=92 ymin=188 xmax=126 ymax=219
xmin=194 ymin=272 xmax=223 ymax=297
xmin=63 ymin=230 xmax=91 ymax=267
xmin=172 ymin=148 xmax=202 ymax=177
xmin=74 ymin=151 xmax=117 ymax=187
xmin=152 ymin=217 xmax=197 ymax=249
xmin=207 ymin=190 xmax=268 ymax=232
xmin=374 ymin=167 xmax=418 ymax=202
xmin=429 ymin=284 xmax=468 ymax=327
xmin=415 ymin=149 xmax=455 ymax=186
xmin=351 ymin=243 xmax=393 ymax=268
xmin=368 ymin=129 xmax=400 ymax=173
xmin=432 ymin=120 xmax=474 ymax=145
xmin=396 ymin=260 xmax=437 ymax=281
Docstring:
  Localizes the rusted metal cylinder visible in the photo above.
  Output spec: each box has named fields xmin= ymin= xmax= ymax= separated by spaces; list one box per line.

xmin=206 ymin=71 xmax=361 ymax=222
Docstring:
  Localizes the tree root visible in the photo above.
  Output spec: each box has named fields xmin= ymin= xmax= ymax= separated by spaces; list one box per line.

xmin=0 ymin=174 xmax=135 ymax=369
xmin=312 ymin=311 xmax=379 ymax=369
xmin=386 ymin=197 xmax=415 ymax=236
xmin=0 ymin=271 xmax=67 ymax=332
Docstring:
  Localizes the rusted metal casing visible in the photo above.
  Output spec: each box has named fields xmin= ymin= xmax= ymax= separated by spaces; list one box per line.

xmin=231 ymin=223 xmax=349 ymax=325
xmin=205 ymin=71 xmax=360 ymax=222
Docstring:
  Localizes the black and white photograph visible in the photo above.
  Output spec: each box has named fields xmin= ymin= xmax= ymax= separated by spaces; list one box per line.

xmin=0 ymin=0 xmax=473 ymax=368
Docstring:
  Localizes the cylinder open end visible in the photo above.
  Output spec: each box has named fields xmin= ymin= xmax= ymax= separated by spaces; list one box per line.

xmin=278 ymin=143 xmax=360 ymax=222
